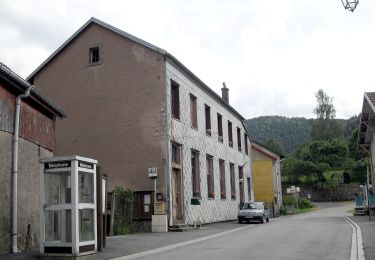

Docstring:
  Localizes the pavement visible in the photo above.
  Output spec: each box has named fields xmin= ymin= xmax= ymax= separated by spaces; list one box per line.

xmin=349 ymin=215 xmax=375 ymax=260
xmin=0 ymin=203 xmax=375 ymax=260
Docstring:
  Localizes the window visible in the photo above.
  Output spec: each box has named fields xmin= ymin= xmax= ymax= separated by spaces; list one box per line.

xmin=206 ymin=155 xmax=214 ymax=198
xmin=190 ymin=94 xmax=197 ymax=129
xmin=239 ymin=166 xmax=244 ymax=203
xmin=133 ymin=191 xmax=153 ymax=220
xmin=219 ymin=159 xmax=226 ymax=199
xmin=230 ymin=163 xmax=235 ymax=200
xmin=205 ymin=105 xmax=211 ymax=136
xmin=217 ymin=113 xmax=223 ymax=142
xmin=89 ymin=47 xmax=100 ymax=64
xmin=172 ymin=142 xmax=181 ymax=165
xmin=237 ymin=127 xmax=242 ymax=152
xmin=244 ymin=133 xmax=249 ymax=155
xmin=228 ymin=121 xmax=233 ymax=147
xmin=171 ymin=80 xmax=180 ymax=119
xmin=191 ymin=150 xmax=200 ymax=197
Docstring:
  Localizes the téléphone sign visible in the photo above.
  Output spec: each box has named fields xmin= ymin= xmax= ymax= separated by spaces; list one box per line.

xmin=44 ymin=160 xmax=93 ymax=170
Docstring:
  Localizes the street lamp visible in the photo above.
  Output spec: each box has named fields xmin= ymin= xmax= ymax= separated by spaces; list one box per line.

xmin=341 ymin=0 xmax=359 ymax=12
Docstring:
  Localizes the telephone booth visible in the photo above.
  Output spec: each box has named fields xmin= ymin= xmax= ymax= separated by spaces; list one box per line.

xmin=40 ymin=156 xmax=97 ymax=259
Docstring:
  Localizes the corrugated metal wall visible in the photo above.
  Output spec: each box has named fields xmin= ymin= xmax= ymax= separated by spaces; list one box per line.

xmin=0 ymin=84 xmax=56 ymax=151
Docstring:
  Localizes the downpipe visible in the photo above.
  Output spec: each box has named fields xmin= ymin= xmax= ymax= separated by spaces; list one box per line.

xmin=12 ymin=85 xmax=31 ymax=253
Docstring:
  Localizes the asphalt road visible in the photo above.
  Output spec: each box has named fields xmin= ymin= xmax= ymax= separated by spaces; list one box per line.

xmin=130 ymin=202 xmax=353 ymax=260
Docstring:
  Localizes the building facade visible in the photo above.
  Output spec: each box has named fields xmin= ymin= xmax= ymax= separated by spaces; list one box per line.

xmin=251 ymin=141 xmax=283 ymax=216
xmin=0 ymin=62 xmax=65 ymax=253
xmin=28 ymin=18 xmax=253 ymax=226
xmin=358 ymin=92 xmax=375 ymax=187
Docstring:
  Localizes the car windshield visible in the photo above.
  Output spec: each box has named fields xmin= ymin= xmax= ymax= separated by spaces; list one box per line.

xmin=245 ymin=203 xmax=263 ymax=209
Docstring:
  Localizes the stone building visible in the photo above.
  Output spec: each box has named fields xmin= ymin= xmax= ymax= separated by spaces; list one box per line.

xmin=27 ymin=17 xmax=253 ymax=226
xmin=0 ymin=62 xmax=65 ymax=253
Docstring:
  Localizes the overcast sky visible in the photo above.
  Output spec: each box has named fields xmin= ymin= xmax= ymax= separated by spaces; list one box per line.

xmin=0 ymin=0 xmax=373 ymax=119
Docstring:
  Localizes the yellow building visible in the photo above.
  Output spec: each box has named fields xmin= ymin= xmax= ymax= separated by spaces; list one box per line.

xmin=251 ymin=141 xmax=283 ymax=217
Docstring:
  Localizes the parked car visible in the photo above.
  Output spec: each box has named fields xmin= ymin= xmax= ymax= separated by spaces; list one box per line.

xmin=238 ymin=202 xmax=270 ymax=224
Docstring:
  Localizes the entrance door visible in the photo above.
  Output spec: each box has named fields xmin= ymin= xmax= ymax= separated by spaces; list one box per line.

xmin=172 ymin=168 xmax=183 ymax=222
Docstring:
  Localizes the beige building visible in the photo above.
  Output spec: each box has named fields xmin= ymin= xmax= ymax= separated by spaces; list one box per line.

xmin=28 ymin=17 xmax=253 ymax=226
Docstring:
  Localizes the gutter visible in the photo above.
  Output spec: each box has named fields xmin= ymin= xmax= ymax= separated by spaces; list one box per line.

xmin=12 ymin=83 xmax=32 ymax=253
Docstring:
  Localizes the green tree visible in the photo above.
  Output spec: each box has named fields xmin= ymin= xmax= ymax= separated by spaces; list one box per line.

xmin=266 ymin=139 xmax=285 ymax=155
xmin=311 ymin=89 xmax=343 ymax=140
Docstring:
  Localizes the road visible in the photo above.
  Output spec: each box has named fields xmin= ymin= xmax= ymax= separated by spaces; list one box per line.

xmin=127 ymin=202 xmax=353 ymax=260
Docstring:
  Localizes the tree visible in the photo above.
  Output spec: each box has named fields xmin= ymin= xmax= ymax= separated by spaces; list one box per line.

xmin=266 ymin=139 xmax=285 ymax=156
xmin=311 ymin=89 xmax=343 ymax=140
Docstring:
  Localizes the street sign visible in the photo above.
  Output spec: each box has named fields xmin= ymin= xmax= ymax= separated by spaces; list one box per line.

xmin=287 ymin=188 xmax=291 ymax=194
xmin=148 ymin=167 xmax=157 ymax=178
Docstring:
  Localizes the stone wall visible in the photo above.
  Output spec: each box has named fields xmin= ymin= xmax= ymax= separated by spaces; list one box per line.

xmin=282 ymin=183 xmax=362 ymax=202
xmin=0 ymin=131 xmax=53 ymax=254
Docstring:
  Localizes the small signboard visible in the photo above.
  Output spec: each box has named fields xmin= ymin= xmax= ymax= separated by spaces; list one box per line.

xmin=78 ymin=160 xmax=94 ymax=170
xmin=287 ymin=188 xmax=291 ymax=194
xmin=44 ymin=161 xmax=71 ymax=169
xmin=148 ymin=167 xmax=157 ymax=178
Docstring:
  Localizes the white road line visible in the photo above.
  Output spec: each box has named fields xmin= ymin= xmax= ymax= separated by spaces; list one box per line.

xmin=110 ymin=224 xmax=255 ymax=260
xmin=344 ymin=217 xmax=365 ymax=260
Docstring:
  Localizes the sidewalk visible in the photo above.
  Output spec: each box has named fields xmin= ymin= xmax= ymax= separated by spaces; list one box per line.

xmin=350 ymin=215 xmax=375 ymax=260
xmin=0 ymin=221 xmax=242 ymax=260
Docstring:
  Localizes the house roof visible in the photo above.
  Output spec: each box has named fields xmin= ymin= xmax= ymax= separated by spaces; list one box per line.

xmin=251 ymin=140 xmax=284 ymax=160
xmin=358 ymin=92 xmax=375 ymax=151
xmin=27 ymin=17 xmax=245 ymax=121
xmin=0 ymin=62 xmax=67 ymax=118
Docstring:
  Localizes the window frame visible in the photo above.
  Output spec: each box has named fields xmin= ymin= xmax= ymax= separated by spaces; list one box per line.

xmin=205 ymin=104 xmax=211 ymax=136
xmin=190 ymin=94 xmax=198 ymax=129
xmin=217 ymin=113 xmax=223 ymax=143
xmin=228 ymin=121 xmax=233 ymax=148
xmin=237 ymin=127 xmax=242 ymax=152
xmin=191 ymin=150 xmax=201 ymax=197
xmin=171 ymin=80 xmax=180 ymax=120
xmin=206 ymin=155 xmax=214 ymax=199
xmin=219 ymin=159 xmax=226 ymax=199
xmin=230 ymin=163 xmax=236 ymax=200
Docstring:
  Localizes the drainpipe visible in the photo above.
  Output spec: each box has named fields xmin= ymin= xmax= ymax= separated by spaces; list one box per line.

xmin=12 ymin=84 xmax=32 ymax=253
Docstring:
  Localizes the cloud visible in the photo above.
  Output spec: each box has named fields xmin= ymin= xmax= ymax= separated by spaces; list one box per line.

xmin=0 ymin=0 xmax=373 ymax=119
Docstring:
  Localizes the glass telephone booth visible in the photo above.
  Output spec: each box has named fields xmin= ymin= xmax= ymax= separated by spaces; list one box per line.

xmin=40 ymin=156 xmax=97 ymax=258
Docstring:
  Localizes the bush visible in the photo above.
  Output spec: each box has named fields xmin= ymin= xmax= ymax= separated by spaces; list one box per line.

xmin=299 ymin=198 xmax=313 ymax=209
xmin=283 ymin=195 xmax=297 ymax=205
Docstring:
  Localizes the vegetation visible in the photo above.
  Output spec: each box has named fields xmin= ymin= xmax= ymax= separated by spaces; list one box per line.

xmin=113 ymin=186 xmax=135 ymax=235
xmin=247 ymin=89 xmax=368 ymax=202
xmin=244 ymin=116 xmax=358 ymax=155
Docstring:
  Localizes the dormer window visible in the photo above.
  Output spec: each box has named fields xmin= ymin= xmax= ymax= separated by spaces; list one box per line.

xmin=89 ymin=47 xmax=100 ymax=64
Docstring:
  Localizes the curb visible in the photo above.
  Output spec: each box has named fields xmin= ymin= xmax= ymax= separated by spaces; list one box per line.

xmin=344 ymin=216 xmax=365 ymax=260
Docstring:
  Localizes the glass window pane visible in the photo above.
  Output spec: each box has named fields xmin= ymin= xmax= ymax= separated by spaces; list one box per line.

xmin=45 ymin=209 xmax=71 ymax=243
xmin=79 ymin=209 xmax=94 ymax=242
xmin=79 ymin=171 xmax=94 ymax=203
xmin=44 ymin=171 xmax=71 ymax=204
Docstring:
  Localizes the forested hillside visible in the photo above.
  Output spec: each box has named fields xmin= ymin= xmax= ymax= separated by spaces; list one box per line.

xmin=244 ymin=115 xmax=359 ymax=155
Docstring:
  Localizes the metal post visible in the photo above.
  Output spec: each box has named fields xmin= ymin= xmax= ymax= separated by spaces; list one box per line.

xmin=154 ymin=178 xmax=157 ymax=206
xmin=367 ymin=167 xmax=371 ymax=221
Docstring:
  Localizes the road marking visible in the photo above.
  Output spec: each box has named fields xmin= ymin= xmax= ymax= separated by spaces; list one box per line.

xmin=110 ymin=224 xmax=255 ymax=260
xmin=344 ymin=217 xmax=365 ymax=260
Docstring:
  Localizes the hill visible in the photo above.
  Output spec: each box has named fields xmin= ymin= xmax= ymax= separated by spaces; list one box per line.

xmin=244 ymin=115 xmax=359 ymax=155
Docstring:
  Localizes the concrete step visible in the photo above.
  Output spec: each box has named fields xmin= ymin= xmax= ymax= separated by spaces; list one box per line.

xmin=168 ymin=224 xmax=200 ymax=232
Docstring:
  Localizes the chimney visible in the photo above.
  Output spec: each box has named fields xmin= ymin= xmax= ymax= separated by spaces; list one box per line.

xmin=221 ymin=82 xmax=229 ymax=103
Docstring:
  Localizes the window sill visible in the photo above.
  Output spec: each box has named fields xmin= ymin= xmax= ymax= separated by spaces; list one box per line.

xmin=191 ymin=126 xmax=198 ymax=131
xmin=172 ymin=117 xmax=181 ymax=122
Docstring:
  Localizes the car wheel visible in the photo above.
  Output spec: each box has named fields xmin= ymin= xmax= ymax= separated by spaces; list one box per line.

xmin=238 ymin=218 xmax=243 ymax=224
xmin=261 ymin=216 xmax=265 ymax=224
xmin=266 ymin=217 xmax=270 ymax=222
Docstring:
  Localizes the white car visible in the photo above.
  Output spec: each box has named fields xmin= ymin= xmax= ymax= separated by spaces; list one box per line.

xmin=238 ymin=202 xmax=270 ymax=224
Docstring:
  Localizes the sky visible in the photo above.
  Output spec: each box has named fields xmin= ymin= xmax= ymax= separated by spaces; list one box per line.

xmin=0 ymin=0 xmax=373 ymax=119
